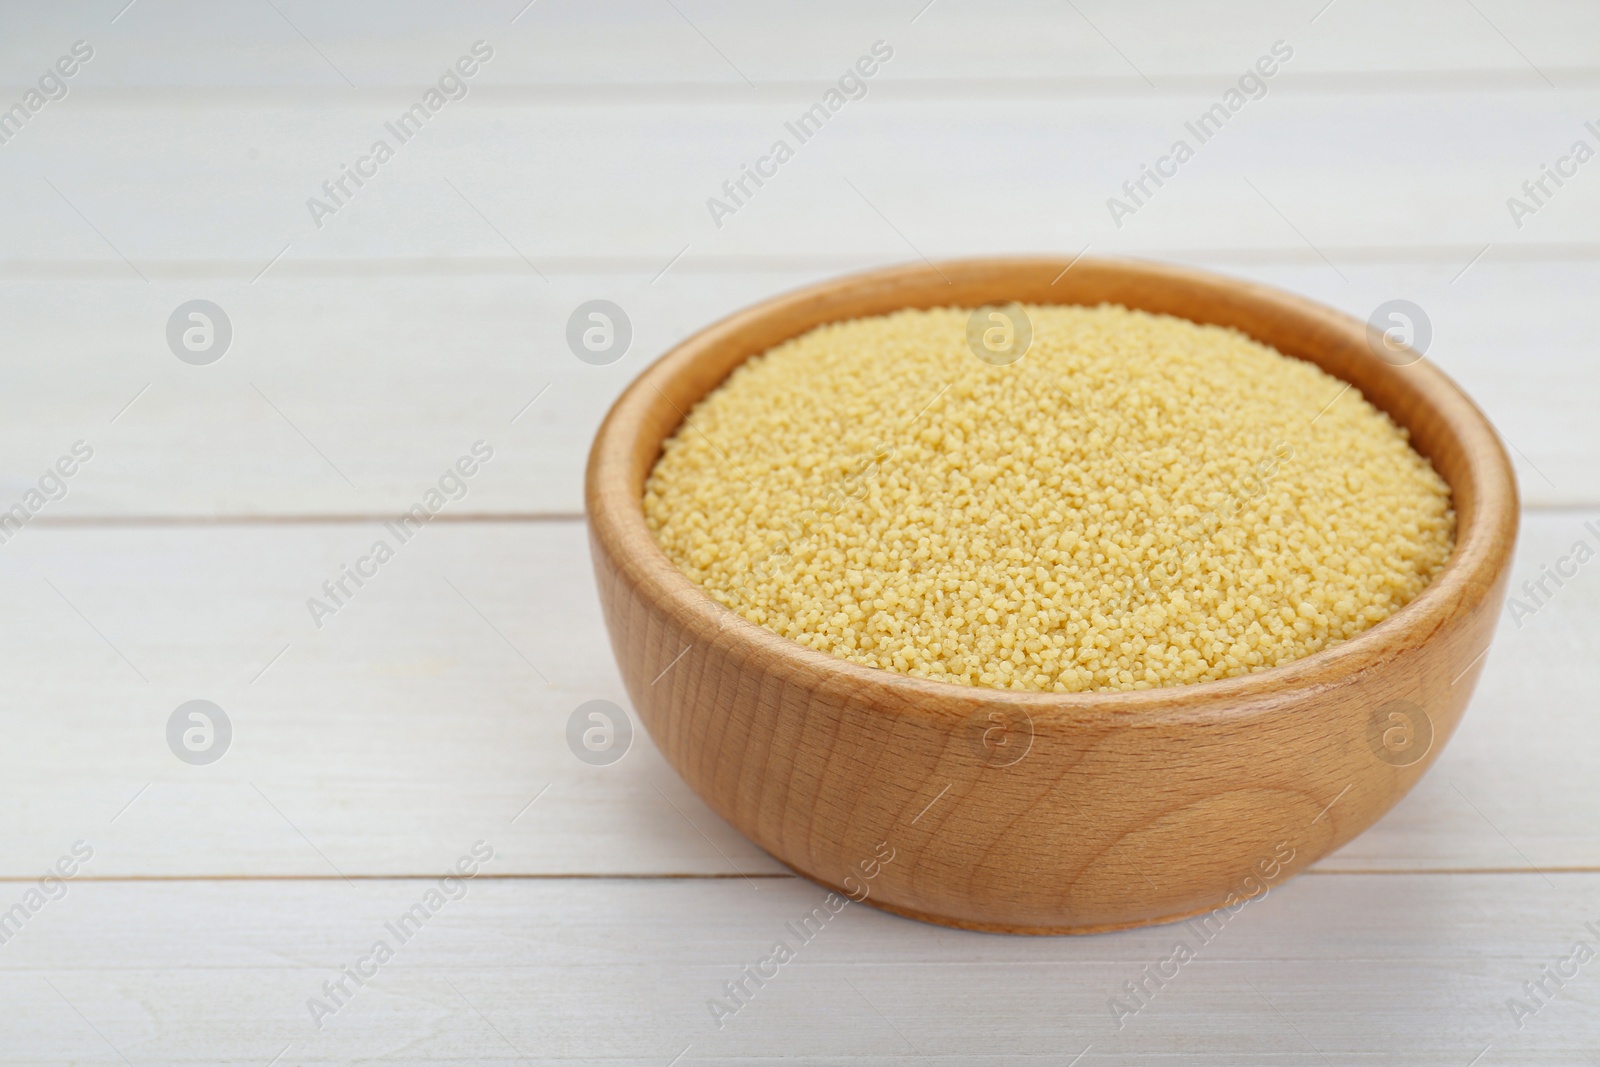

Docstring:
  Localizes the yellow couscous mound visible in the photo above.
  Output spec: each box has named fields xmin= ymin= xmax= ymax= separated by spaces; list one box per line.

xmin=643 ymin=304 xmax=1455 ymax=693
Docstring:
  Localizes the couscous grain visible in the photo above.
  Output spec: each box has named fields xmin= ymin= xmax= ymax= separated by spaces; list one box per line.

xmin=643 ymin=304 xmax=1455 ymax=693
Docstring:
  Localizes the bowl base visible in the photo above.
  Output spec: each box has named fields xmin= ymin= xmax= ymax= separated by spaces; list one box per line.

xmin=852 ymin=887 xmax=1250 ymax=936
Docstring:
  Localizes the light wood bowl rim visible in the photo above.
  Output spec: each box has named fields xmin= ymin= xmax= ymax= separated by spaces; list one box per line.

xmin=586 ymin=256 xmax=1517 ymax=726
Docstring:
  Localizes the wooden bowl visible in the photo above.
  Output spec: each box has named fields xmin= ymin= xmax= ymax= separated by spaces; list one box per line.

xmin=585 ymin=257 xmax=1518 ymax=934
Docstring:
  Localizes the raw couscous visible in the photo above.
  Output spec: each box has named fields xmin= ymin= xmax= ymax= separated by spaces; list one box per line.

xmin=642 ymin=304 xmax=1455 ymax=693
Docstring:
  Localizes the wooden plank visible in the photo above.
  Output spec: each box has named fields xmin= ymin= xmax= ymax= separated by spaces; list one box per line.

xmin=0 ymin=513 xmax=1593 ymax=879
xmin=1 ymin=92 xmax=1597 ymax=267
xmin=1 ymin=258 xmax=1591 ymax=518
xmin=5 ymin=0 xmax=1596 ymax=91
xmin=0 ymin=519 xmax=787 ymax=880
xmin=0 ymin=873 xmax=1597 ymax=1064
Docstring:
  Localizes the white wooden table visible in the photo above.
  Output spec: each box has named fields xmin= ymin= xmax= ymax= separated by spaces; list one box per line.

xmin=3 ymin=2 xmax=1597 ymax=1063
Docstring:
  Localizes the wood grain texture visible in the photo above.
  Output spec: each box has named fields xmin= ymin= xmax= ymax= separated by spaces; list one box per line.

xmin=1 ymin=513 xmax=1596 ymax=881
xmin=587 ymin=257 xmax=1519 ymax=932
xmin=3 ymin=94 xmax=1599 ymax=267
xmin=0 ymin=258 xmax=1589 ymax=518
xmin=9 ymin=0 xmax=1599 ymax=90
xmin=3 ymin=874 xmax=1598 ymax=1065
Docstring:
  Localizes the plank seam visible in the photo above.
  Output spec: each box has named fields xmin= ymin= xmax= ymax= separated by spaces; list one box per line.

xmin=6 ymin=867 xmax=1595 ymax=883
